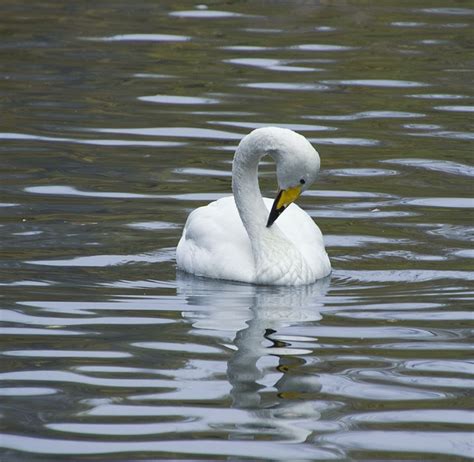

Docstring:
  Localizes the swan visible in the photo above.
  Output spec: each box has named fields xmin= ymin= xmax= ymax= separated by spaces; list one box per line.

xmin=176 ymin=126 xmax=331 ymax=285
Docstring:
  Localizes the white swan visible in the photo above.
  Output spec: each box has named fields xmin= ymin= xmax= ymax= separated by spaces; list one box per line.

xmin=176 ymin=127 xmax=331 ymax=285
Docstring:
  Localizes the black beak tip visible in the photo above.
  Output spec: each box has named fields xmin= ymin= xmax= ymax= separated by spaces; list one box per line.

xmin=267 ymin=189 xmax=285 ymax=228
xmin=266 ymin=206 xmax=284 ymax=228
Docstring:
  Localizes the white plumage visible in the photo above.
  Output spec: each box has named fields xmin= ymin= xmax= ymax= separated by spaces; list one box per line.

xmin=176 ymin=127 xmax=331 ymax=285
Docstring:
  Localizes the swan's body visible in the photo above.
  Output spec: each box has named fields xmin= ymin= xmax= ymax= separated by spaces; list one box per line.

xmin=176 ymin=127 xmax=331 ymax=285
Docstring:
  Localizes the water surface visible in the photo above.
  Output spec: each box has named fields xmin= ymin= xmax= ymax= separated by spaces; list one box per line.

xmin=1 ymin=1 xmax=473 ymax=461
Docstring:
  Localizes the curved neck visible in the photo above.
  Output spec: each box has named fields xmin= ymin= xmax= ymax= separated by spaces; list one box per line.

xmin=232 ymin=139 xmax=269 ymax=239
xmin=230 ymin=129 xmax=316 ymax=285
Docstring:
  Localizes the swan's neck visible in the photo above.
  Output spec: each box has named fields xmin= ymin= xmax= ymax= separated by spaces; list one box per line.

xmin=232 ymin=139 xmax=272 ymax=239
xmin=231 ymin=131 xmax=316 ymax=285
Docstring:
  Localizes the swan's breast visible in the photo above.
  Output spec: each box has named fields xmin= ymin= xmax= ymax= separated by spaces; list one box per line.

xmin=254 ymin=233 xmax=316 ymax=285
xmin=260 ymin=198 xmax=331 ymax=284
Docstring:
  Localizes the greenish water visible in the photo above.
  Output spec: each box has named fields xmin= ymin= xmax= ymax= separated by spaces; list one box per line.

xmin=1 ymin=1 xmax=473 ymax=460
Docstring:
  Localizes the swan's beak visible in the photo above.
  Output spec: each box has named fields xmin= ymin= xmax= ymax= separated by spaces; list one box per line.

xmin=266 ymin=185 xmax=302 ymax=227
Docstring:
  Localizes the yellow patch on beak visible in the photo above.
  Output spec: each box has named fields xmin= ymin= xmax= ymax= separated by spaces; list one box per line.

xmin=267 ymin=185 xmax=303 ymax=227
xmin=275 ymin=185 xmax=302 ymax=209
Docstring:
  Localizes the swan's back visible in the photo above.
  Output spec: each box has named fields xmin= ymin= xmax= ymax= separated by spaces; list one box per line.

xmin=176 ymin=196 xmax=255 ymax=283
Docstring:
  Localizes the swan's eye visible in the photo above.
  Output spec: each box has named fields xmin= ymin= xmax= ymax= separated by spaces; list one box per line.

xmin=300 ymin=178 xmax=306 ymax=185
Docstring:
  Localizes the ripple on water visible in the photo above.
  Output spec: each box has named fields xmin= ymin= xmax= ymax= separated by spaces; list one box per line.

xmin=441 ymin=22 xmax=469 ymax=28
xmin=307 ymin=189 xmax=394 ymax=198
xmin=315 ymin=374 xmax=447 ymax=401
xmin=0 ymin=387 xmax=58 ymax=396
xmin=98 ymin=279 xmax=175 ymax=290
xmin=91 ymin=126 xmax=242 ymax=140
xmin=364 ymin=369 xmax=474 ymax=390
xmin=290 ymin=44 xmax=355 ymax=51
xmin=345 ymin=409 xmax=474 ymax=425
xmin=336 ymin=269 xmax=474 ymax=283
xmin=242 ymin=82 xmax=330 ymax=91
xmin=212 ymin=120 xmax=337 ymax=131
xmin=402 ymin=197 xmax=474 ymax=209
xmin=402 ymin=123 xmax=442 ymax=129
xmin=126 ymin=221 xmax=180 ymax=230
xmin=374 ymin=342 xmax=473 ymax=352
xmin=133 ymin=73 xmax=174 ymax=79
xmin=0 ymin=132 xmax=185 ymax=147
xmin=404 ymin=360 xmax=474 ymax=375
xmin=324 ymin=235 xmax=407 ymax=248
xmin=162 ymin=192 xmax=226 ymax=201
xmin=0 ymin=327 xmax=83 ymax=336
xmin=13 ymin=230 xmax=43 ymax=236
xmin=18 ymin=298 xmax=182 ymax=315
xmin=342 ymin=250 xmax=446 ymax=263
xmin=434 ymin=105 xmax=474 ymax=112
xmin=242 ymin=28 xmax=284 ymax=33
xmin=418 ymin=39 xmax=450 ymax=45
xmin=406 ymin=93 xmax=467 ymax=99
xmin=169 ymin=10 xmax=245 ymax=19
xmin=173 ymin=167 xmax=231 ymax=177
xmin=4 ymin=350 xmax=132 ymax=358
xmin=0 ymin=370 xmax=188 ymax=389
xmin=24 ymin=249 xmax=174 ymax=267
xmin=314 ymin=26 xmax=337 ymax=32
xmin=382 ymin=158 xmax=474 ymax=177
xmin=46 ymin=421 xmax=209 ymax=436
xmin=2 ymin=2 xmax=473 ymax=460
xmin=319 ymin=431 xmax=473 ymax=459
xmin=25 ymin=185 xmax=160 ymax=199
xmin=307 ymin=110 xmax=424 ymax=120
xmin=426 ymin=224 xmax=474 ymax=242
xmin=309 ymin=209 xmax=414 ymax=219
xmin=453 ymin=249 xmax=474 ymax=259
xmin=327 ymin=168 xmax=398 ymax=177
xmin=282 ymin=325 xmax=435 ymax=340
xmin=309 ymin=137 xmax=380 ymax=146
xmin=81 ymin=34 xmax=191 ymax=42
xmin=221 ymin=45 xmax=276 ymax=51
xmin=0 ymin=280 xmax=51 ymax=287
xmin=0 ymin=434 xmax=340 ymax=459
xmin=407 ymin=130 xmax=474 ymax=141
xmin=133 ymin=342 xmax=222 ymax=354
xmin=322 ymin=79 xmax=429 ymax=88
xmin=420 ymin=7 xmax=474 ymax=15
xmin=391 ymin=21 xmax=426 ymax=27
xmin=225 ymin=58 xmax=319 ymax=72
xmin=139 ymin=94 xmax=220 ymax=104
xmin=0 ymin=309 xmax=171 ymax=326
xmin=333 ymin=310 xmax=472 ymax=322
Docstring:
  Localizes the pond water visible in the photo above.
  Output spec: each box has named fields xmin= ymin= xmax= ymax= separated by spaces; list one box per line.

xmin=1 ymin=1 xmax=473 ymax=460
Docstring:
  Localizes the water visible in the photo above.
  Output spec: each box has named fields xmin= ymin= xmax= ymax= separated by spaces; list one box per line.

xmin=1 ymin=1 xmax=473 ymax=460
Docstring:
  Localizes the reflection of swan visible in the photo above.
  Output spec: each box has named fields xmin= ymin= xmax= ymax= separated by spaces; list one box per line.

xmin=176 ymin=272 xmax=329 ymax=332
xmin=176 ymin=273 xmax=331 ymax=442
xmin=177 ymin=127 xmax=331 ymax=285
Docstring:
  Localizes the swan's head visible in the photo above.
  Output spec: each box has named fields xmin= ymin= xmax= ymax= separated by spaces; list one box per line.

xmin=262 ymin=127 xmax=321 ymax=227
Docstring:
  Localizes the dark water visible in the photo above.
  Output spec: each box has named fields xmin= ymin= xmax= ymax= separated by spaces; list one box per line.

xmin=1 ymin=1 xmax=473 ymax=460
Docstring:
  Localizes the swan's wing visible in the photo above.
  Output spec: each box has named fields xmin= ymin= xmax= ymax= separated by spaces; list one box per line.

xmin=262 ymin=198 xmax=330 ymax=276
xmin=176 ymin=196 xmax=256 ymax=282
